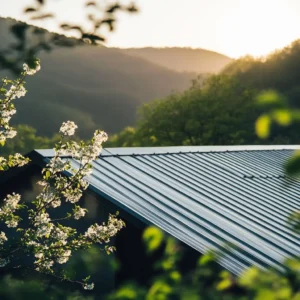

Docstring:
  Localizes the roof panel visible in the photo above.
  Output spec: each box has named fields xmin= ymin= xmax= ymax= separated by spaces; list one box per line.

xmin=35 ymin=146 xmax=300 ymax=275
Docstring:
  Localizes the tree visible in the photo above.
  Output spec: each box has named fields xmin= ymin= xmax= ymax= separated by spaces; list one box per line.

xmin=109 ymin=74 xmax=300 ymax=148
xmin=0 ymin=61 xmax=124 ymax=291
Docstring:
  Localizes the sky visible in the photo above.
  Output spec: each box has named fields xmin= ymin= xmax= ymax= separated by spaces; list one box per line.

xmin=1 ymin=0 xmax=300 ymax=58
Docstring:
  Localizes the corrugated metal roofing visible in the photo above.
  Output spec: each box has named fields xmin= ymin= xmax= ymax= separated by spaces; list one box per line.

xmin=35 ymin=146 xmax=300 ymax=275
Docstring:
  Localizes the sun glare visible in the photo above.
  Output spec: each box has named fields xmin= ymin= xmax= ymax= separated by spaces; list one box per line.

xmin=219 ymin=0 xmax=300 ymax=58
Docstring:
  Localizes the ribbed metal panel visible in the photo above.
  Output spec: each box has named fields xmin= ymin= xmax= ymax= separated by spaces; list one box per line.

xmin=36 ymin=147 xmax=300 ymax=275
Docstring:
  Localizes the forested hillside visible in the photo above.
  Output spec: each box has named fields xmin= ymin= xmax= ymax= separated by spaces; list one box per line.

xmin=107 ymin=40 xmax=300 ymax=147
xmin=222 ymin=40 xmax=300 ymax=106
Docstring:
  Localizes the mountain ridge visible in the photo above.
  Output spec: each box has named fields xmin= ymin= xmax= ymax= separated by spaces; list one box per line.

xmin=0 ymin=17 xmax=231 ymax=137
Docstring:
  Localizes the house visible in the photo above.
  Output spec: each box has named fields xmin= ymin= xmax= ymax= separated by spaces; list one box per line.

xmin=1 ymin=145 xmax=300 ymax=293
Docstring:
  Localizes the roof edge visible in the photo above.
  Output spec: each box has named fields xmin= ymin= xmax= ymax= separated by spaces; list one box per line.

xmin=33 ymin=145 xmax=300 ymax=158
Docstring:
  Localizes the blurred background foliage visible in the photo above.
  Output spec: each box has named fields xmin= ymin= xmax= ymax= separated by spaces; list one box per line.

xmin=0 ymin=125 xmax=60 ymax=157
xmin=107 ymin=222 xmax=300 ymax=300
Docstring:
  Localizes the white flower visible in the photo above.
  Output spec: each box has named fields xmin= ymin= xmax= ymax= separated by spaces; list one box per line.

xmin=40 ymin=260 xmax=54 ymax=269
xmin=47 ymin=157 xmax=67 ymax=173
xmin=81 ymin=145 xmax=101 ymax=165
xmin=50 ymin=198 xmax=61 ymax=208
xmin=0 ymin=232 xmax=7 ymax=244
xmin=59 ymin=121 xmax=78 ymax=136
xmin=23 ymin=62 xmax=41 ymax=75
xmin=57 ymin=250 xmax=71 ymax=264
xmin=94 ymin=130 xmax=108 ymax=146
xmin=12 ymin=153 xmax=28 ymax=167
xmin=74 ymin=207 xmax=86 ymax=220
xmin=37 ymin=180 xmax=48 ymax=187
xmin=53 ymin=227 xmax=68 ymax=241
xmin=34 ymin=212 xmax=50 ymax=226
xmin=81 ymin=166 xmax=93 ymax=177
xmin=4 ymin=193 xmax=21 ymax=211
xmin=6 ymin=85 xmax=26 ymax=100
xmin=79 ymin=179 xmax=89 ymax=190
xmin=36 ymin=223 xmax=54 ymax=237
xmin=28 ymin=241 xmax=40 ymax=247
xmin=83 ymin=283 xmax=94 ymax=290
xmin=6 ymin=129 xmax=17 ymax=139
xmin=35 ymin=252 xmax=44 ymax=259
xmin=5 ymin=219 xmax=18 ymax=228
xmin=63 ymin=190 xmax=82 ymax=203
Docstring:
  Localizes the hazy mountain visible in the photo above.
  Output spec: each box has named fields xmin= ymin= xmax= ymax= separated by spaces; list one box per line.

xmin=119 ymin=47 xmax=232 ymax=73
xmin=0 ymin=17 xmax=230 ymax=137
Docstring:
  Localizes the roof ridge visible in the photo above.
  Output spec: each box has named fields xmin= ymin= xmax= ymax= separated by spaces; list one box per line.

xmin=99 ymin=148 xmax=296 ymax=158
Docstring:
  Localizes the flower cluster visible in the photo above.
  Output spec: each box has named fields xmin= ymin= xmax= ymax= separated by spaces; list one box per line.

xmin=0 ymin=60 xmax=124 ymax=291
xmin=0 ymin=193 xmax=22 ymax=228
xmin=0 ymin=232 xmax=7 ymax=245
xmin=0 ymin=60 xmax=40 ymax=149
xmin=73 ymin=206 xmax=86 ymax=220
xmin=85 ymin=214 xmax=125 ymax=244
xmin=23 ymin=62 xmax=41 ymax=75
xmin=59 ymin=121 xmax=78 ymax=136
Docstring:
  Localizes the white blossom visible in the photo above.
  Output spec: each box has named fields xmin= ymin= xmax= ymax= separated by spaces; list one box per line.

xmin=35 ymin=252 xmax=44 ymax=259
xmin=63 ymin=190 xmax=82 ymax=203
xmin=85 ymin=216 xmax=124 ymax=244
xmin=57 ymin=250 xmax=71 ymax=264
xmin=37 ymin=180 xmax=48 ymax=187
xmin=36 ymin=223 xmax=54 ymax=237
xmin=36 ymin=260 xmax=54 ymax=270
xmin=83 ymin=283 xmax=94 ymax=290
xmin=23 ymin=62 xmax=41 ymax=75
xmin=53 ymin=227 xmax=68 ymax=241
xmin=50 ymin=198 xmax=61 ymax=208
xmin=74 ymin=207 xmax=86 ymax=220
xmin=59 ymin=121 xmax=78 ymax=136
xmin=12 ymin=153 xmax=28 ymax=167
xmin=47 ymin=157 xmax=67 ymax=173
xmin=94 ymin=130 xmax=108 ymax=146
xmin=0 ymin=232 xmax=7 ymax=244
xmin=6 ymin=129 xmax=17 ymax=139
xmin=4 ymin=193 xmax=21 ymax=211
xmin=81 ymin=166 xmax=93 ymax=177
xmin=5 ymin=219 xmax=18 ymax=228
xmin=6 ymin=85 xmax=26 ymax=100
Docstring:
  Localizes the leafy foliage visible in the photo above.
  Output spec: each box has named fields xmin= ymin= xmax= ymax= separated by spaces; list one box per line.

xmin=109 ymin=75 xmax=300 ymax=147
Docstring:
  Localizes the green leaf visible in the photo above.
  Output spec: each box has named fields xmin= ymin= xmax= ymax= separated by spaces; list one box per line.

xmin=255 ymin=114 xmax=271 ymax=139
xmin=45 ymin=170 xmax=51 ymax=179
xmin=285 ymin=151 xmax=300 ymax=175
xmin=272 ymin=109 xmax=291 ymax=126
xmin=256 ymin=90 xmax=284 ymax=106
xmin=198 ymin=251 xmax=215 ymax=266
xmin=169 ymin=271 xmax=181 ymax=283
xmin=216 ymin=278 xmax=232 ymax=291
xmin=143 ymin=226 xmax=164 ymax=254
xmin=239 ymin=267 xmax=259 ymax=287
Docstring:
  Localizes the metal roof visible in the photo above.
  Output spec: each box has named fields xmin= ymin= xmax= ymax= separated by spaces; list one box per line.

xmin=35 ymin=146 xmax=300 ymax=275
